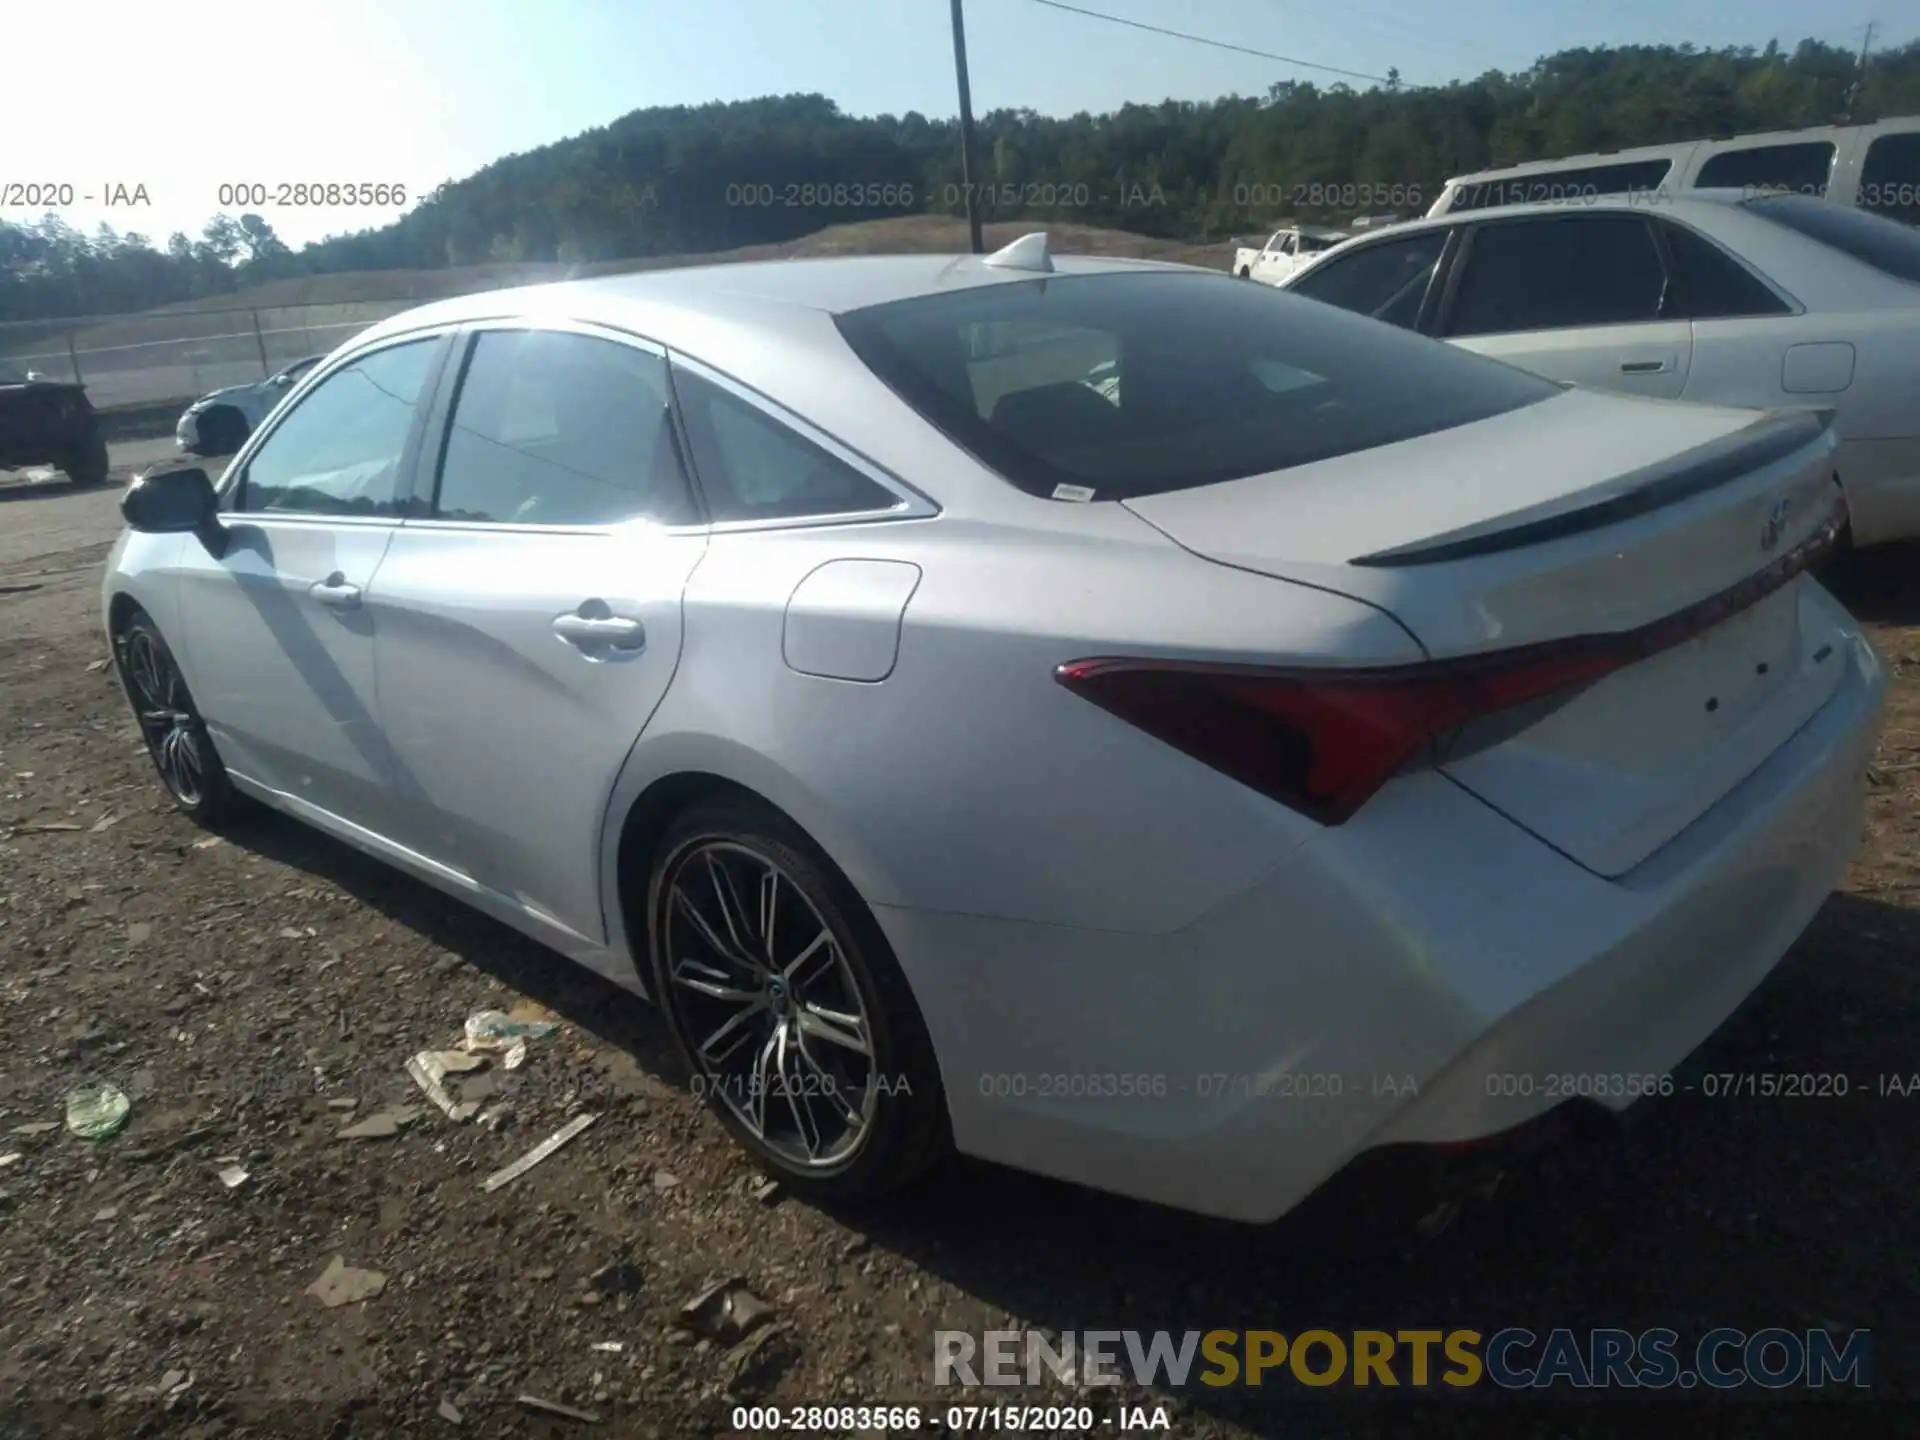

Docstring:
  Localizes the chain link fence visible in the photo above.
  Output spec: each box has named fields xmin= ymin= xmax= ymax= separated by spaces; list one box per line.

xmin=0 ymin=300 xmax=423 ymax=412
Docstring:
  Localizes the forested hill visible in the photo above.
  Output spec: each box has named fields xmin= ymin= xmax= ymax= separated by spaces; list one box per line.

xmin=5 ymin=36 xmax=1919 ymax=322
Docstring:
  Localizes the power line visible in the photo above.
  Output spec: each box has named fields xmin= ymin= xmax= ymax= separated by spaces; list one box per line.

xmin=1024 ymin=0 xmax=1398 ymax=86
xmin=1269 ymin=0 xmax=1497 ymax=60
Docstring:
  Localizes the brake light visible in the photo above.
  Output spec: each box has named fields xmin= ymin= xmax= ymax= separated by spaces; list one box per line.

xmin=1057 ymin=494 xmax=1846 ymax=825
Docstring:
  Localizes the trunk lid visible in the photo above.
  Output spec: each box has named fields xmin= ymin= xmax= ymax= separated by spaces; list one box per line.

xmin=1122 ymin=390 xmax=1847 ymax=877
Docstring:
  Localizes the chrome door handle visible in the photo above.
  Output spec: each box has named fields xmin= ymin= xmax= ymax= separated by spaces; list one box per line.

xmin=1620 ymin=358 xmax=1673 ymax=374
xmin=310 ymin=574 xmax=362 ymax=609
xmin=552 ymin=612 xmax=647 ymax=651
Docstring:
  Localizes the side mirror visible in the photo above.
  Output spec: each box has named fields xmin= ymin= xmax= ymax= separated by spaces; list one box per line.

xmin=122 ymin=466 xmax=227 ymax=555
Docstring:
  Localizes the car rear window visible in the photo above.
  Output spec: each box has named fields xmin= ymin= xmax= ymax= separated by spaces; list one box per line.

xmin=1745 ymin=194 xmax=1920 ymax=283
xmin=833 ymin=271 xmax=1557 ymax=500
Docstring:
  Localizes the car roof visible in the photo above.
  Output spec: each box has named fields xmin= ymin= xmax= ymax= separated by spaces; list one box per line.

xmin=1335 ymin=189 xmax=1751 ymax=242
xmin=338 ymin=248 xmax=1213 ymax=521
xmin=362 ymin=250 xmax=1198 ymax=337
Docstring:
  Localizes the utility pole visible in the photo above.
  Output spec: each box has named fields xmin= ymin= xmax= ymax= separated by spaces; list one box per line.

xmin=1844 ymin=21 xmax=1875 ymax=122
xmin=950 ymin=0 xmax=985 ymax=254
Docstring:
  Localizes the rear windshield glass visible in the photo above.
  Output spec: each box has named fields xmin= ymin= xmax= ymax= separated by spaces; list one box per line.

xmin=834 ymin=271 xmax=1556 ymax=500
xmin=1745 ymin=194 xmax=1920 ymax=283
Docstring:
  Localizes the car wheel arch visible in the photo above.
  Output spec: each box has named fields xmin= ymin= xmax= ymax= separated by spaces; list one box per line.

xmin=603 ymin=754 xmax=902 ymax=998
xmin=193 ymin=404 xmax=250 ymax=454
xmin=107 ymin=590 xmax=143 ymax=638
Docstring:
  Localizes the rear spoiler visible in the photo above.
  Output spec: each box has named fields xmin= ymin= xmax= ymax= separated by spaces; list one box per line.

xmin=1351 ymin=408 xmax=1836 ymax=567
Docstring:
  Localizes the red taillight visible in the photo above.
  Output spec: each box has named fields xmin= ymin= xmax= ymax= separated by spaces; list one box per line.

xmin=1057 ymin=495 xmax=1847 ymax=825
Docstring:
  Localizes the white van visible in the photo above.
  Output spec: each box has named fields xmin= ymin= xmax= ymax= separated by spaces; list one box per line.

xmin=1427 ymin=115 xmax=1920 ymax=224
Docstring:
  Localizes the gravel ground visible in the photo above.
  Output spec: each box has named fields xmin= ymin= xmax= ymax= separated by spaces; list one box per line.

xmin=1 ymin=455 xmax=1917 ymax=1439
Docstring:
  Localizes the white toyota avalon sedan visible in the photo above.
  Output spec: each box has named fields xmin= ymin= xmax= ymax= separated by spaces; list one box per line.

xmin=102 ymin=235 xmax=1885 ymax=1223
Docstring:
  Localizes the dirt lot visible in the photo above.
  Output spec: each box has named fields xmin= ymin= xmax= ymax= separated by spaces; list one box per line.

xmin=1 ymin=454 xmax=1917 ymax=1439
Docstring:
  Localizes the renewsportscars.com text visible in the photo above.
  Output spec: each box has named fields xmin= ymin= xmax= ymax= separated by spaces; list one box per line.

xmin=933 ymin=1327 xmax=1871 ymax=1390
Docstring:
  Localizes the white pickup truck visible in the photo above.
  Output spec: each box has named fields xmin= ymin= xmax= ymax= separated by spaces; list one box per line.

xmin=1232 ymin=225 xmax=1349 ymax=284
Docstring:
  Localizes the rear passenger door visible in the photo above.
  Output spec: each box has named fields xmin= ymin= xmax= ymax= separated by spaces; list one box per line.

xmin=1437 ymin=213 xmax=1694 ymax=398
xmin=368 ymin=322 xmax=709 ymax=950
xmin=1648 ymin=216 xmax=1802 ymax=410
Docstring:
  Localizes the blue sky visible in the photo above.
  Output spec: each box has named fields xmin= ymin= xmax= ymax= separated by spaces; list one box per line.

xmin=5 ymin=0 xmax=1908 ymax=248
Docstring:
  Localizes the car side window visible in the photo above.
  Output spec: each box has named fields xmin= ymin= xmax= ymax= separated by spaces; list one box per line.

xmin=1694 ymin=142 xmax=1834 ymax=198
xmin=237 ymin=338 xmax=439 ymax=517
xmin=433 ymin=329 xmax=695 ymax=527
xmin=672 ymin=367 xmax=900 ymax=524
xmin=1287 ymin=230 xmax=1448 ymax=330
xmin=1658 ymin=221 xmax=1792 ymax=319
xmin=1860 ymin=133 xmax=1920 ymax=225
xmin=1446 ymin=216 xmax=1667 ymax=337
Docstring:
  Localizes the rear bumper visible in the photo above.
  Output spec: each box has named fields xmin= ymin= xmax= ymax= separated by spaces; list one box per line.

xmin=876 ymin=600 xmax=1885 ymax=1223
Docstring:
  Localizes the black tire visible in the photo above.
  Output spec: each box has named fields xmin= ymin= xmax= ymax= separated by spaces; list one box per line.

xmin=113 ymin=609 xmax=247 ymax=823
xmin=194 ymin=407 xmax=249 ymax=457
xmin=64 ymin=429 xmax=109 ymax=487
xmin=645 ymin=796 xmax=949 ymax=1203
xmin=1236 ymin=266 xmax=1251 ymax=278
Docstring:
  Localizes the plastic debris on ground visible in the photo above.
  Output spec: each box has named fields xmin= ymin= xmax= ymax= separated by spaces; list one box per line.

xmin=479 ymin=1112 xmax=597 ymax=1192
xmin=437 ymin=1397 xmax=463 ymax=1425
xmin=216 ymin=1165 xmax=249 ymax=1189
xmin=461 ymin=1007 xmax=560 ymax=1071
xmin=405 ymin=1050 xmax=487 ymax=1122
xmin=65 ymin=1080 xmax=132 ymax=1138
xmin=516 ymin=1393 xmax=599 ymax=1424
xmin=677 ymin=1275 xmax=775 ymax=1343
xmin=306 ymin=1255 xmax=387 ymax=1308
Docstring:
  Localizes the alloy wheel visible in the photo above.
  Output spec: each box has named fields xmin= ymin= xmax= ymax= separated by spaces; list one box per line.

xmin=660 ymin=840 xmax=878 ymax=1170
xmin=121 ymin=628 xmax=206 ymax=807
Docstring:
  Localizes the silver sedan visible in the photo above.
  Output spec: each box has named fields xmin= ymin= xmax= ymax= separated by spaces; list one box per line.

xmin=103 ymin=237 xmax=1884 ymax=1222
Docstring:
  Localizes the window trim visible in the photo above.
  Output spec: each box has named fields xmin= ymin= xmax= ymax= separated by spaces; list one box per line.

xmin=1435 ymin=212 xmax=1678 ymax=338
xmin=399 ymin=317 xmax=700 ymax=536
xmin=665 ymin=352 xmax=939 ymax=532
xmin=218 ymin=326 xmax=457 ymax=525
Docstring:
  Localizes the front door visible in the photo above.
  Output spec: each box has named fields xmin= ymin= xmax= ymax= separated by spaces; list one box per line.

xmin=170 ymin=334 xmax=448 ymax=834
xmin=369 ymin=323 xmax=708 ymax=946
